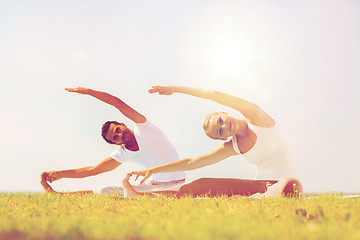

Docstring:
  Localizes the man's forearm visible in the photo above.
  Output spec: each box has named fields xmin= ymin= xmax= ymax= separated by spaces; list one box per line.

xmin=56 ymin=167 xmax=96 ymax=179
xmin=86 ymin=89 xmax=145 ymax=123
xmin=87 ymin=89 xmax=122 ymax=107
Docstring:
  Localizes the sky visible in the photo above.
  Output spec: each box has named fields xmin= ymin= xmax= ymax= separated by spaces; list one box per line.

xmin=0 ymin=0 xmax=359 ymax=194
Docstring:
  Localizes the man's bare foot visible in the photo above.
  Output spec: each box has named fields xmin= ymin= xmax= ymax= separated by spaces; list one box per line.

xmin=40 ymin=172 xmax=56 ymax=193
xmin=122 ymin=174 xmax=142 ymax=198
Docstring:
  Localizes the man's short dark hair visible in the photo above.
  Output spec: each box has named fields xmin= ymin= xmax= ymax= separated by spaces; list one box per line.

xmin=101 ymin=121 xmax=121 ymax=144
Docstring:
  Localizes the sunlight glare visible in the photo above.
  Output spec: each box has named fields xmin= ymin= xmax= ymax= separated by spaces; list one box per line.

xmin=212 ymin=42 xmax=244 ymax=71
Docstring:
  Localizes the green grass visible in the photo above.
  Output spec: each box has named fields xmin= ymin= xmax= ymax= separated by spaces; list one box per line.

xmin=0 ymin=193 xmax=359 ymax=240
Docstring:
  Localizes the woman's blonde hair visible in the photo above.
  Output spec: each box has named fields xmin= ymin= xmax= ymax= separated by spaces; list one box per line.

xmin=202 ymin=112 xmax=221 ymax=140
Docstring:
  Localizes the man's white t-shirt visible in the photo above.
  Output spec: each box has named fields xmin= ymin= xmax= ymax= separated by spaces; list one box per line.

xmin=110 ymin=120 xmax=186 ymax=182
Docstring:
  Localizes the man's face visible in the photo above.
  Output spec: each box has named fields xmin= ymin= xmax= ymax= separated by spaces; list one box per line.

xmin=105 ymin=123 xmax=132 ymax=145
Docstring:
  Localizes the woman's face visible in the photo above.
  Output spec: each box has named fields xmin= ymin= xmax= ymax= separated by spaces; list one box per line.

xmin=105 ymin=123 xmax=132 ymax=145
xmin=206 ymin=113 xmax=239 ymax=140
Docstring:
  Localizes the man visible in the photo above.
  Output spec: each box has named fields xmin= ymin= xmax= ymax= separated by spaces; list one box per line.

xmin=42 ymin=87 xmax=186 ymax=195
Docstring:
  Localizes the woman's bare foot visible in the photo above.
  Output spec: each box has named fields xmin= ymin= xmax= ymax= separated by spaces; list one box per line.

xmin=122 ymin=174 xmax=142 ymax=198
xmin=280 ymin=177 xmax=303 ymax=197
xmin=262 ymin=177 xmax=303 ymax=198
xmin=40 ymin=172 xmax=56 ymax=193
xmin=249 ymin=178 xmax=303 ymax=198
xmin=249 ymin=192 xmax=264 ymax=198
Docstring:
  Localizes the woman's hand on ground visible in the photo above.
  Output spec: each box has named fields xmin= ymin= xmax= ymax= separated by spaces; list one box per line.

xmin=65 ymin=87 xmax=91 ymax=95
xmin=130 ymin=169 xmax=153 ymax=184
xmin=148 ymin=86 xmax=175 ymax=95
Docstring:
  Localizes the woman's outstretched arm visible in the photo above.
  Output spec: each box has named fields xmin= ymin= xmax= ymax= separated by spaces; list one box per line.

xmin=66 ymin=87 xmax=146 ymax=123
xmin=149 ymin=86 xmax=274 ymax=127
xmin=131 ymin=141 xmax=237 ymax=184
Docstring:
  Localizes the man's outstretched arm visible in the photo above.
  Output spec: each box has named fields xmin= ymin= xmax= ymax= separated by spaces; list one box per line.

xmin=44 ymin=157 xmax=121 ymax=182
xmin=66 ymin=87 xmax=146 ymax=123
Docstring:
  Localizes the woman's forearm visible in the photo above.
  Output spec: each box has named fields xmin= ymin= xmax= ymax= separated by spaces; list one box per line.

xmin=172 ymin=86 xmax=265 ymax=123
xmin=150 ymin=143 xmax=234 ymax=174
xmin=151 ymin=158 xmax=194 ymax=174
xmin=151 ymin=153 xmax=225 ymax=174
xmin=172 ymin=86 xmax=255 ymax=110
xmin=172 ymin=86 xmax=216 ymax=100
xmin=150 ymin=157 xmax=215 ymax=174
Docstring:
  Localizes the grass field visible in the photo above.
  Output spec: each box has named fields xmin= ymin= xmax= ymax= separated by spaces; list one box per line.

xmin=0 ymin=193 xmax=359 ymax=240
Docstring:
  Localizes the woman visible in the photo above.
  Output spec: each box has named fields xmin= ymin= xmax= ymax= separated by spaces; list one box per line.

xmin=42 ymin=87 xmax=185 ymax=195
xmin=130 ymin=85 xmax=302 ymax=198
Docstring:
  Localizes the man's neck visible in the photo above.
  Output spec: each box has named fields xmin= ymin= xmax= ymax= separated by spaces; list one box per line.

xmin=125 ymin=134 xmax=139 ymax=151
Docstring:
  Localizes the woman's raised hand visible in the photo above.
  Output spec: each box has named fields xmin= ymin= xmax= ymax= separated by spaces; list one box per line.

xmin=130 ymin=169 xmax=154 ymax=184
xmin=148 ymin=86 xmax=175 ymax=95
xmin=65 ymin=87 xmax=91 ymax=95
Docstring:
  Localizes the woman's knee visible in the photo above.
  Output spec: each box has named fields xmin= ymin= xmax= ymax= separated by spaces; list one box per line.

xmin=178 ymin=178 xmax=213 ymax=196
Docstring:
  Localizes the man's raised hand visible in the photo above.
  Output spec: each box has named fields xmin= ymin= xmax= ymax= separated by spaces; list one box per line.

xmin=65 ymin=87 xmax=91 ymax=95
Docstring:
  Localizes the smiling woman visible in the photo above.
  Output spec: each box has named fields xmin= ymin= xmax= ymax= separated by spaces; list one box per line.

xmin=202 ymin=112 xmax=242 ymax=140
xmin=129 ymin=85 xmax=302 ymax=198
